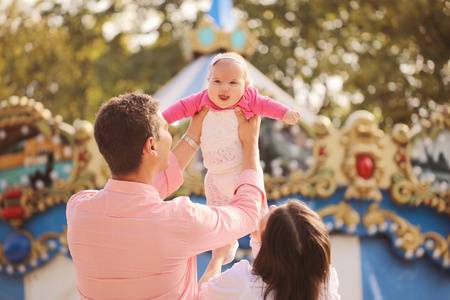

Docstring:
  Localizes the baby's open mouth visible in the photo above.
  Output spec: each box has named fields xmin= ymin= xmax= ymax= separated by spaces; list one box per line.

xmin=219 ymin=95 xmax=229 ymax=101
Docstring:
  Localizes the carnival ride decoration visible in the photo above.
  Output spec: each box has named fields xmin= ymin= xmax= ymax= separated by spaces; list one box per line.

xmin=0 ymin=0 xmax=448 ymax=299
xmin=0 ymin=96 xmax=106 ymax=276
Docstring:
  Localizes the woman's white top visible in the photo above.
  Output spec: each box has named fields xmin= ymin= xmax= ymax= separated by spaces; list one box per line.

xmin=199 ymin=260 xmax=341 ymax=300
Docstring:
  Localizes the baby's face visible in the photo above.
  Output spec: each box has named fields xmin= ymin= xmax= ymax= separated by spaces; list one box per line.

xmin=207 ymin=59 xmax=249 ymax=109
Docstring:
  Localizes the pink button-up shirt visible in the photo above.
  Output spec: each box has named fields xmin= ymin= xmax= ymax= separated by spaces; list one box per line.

xmin=67 ymin=153 xmax=265 ymax=300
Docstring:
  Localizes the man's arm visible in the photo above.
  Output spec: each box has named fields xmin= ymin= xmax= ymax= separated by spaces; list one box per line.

xmin=153 ymin=106 xmax=208 ymax=198
xmin=171 ymin=106 xmax=209 ymax=172
xmin=185 ymin=170 xmax=265 ymax=255
xmin=236 ymin=106 xmax=260 ymax=172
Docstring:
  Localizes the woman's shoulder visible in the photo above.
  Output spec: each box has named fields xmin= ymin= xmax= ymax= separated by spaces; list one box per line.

xmin=227 ymin=260 xmax=270 ymax=299
xmin=223 ymin=259 xmax=253 ymax=279
xmin=199 ymin=260 xmax=254 ymax=300
xmin=318 ymin=265 xmax=341 ymax=300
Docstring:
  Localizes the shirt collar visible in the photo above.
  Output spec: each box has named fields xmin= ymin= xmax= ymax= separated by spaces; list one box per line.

xmin=104 ymin=179 xmax=160 ymax=197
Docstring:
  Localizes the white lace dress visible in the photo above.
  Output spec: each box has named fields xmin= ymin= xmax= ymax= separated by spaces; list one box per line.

xmin=201 ymin=110 xmax=244 ymax=206
xmin=198 ymin=260 xmax=341 ymax=300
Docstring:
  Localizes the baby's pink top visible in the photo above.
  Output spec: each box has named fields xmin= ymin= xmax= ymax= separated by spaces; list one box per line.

xmin=66 ymin=152 xmax=266 ymax=300
xmin=162 ymin=86 xmax=289 ymax=124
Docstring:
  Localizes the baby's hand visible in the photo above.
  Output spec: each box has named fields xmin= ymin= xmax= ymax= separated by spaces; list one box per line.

xmin=283 ymin=109 xmax=301 ymax=125
xmin=251 ymin=230 xmax=261 ymax=243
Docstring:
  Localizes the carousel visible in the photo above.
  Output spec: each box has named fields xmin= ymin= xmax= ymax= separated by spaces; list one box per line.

xmin=0 ymin=0 xmax=449 ymax=299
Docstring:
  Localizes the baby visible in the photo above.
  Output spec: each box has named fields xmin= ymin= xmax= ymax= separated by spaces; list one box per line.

xmin=162 ymin=52 xmax=300 ymax=263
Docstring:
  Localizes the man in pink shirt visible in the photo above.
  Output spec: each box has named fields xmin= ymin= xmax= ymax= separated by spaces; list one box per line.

xmin=66 ymin=92 xmax=265 ymax=299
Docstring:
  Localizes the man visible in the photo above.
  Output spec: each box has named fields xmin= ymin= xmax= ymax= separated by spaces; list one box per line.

xmin=66 ymin=92 xmax=265 ymax=299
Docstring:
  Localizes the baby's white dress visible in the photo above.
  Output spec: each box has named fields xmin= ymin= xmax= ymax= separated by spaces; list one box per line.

xmin=201 ymin=110 xmax=245 ymax=206
xmin=198 ymin=260 xmax=341 ymax=300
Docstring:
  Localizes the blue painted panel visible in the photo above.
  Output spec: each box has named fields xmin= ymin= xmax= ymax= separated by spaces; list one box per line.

xmin=361 ymin=235 xmax=450 ymax=300
xmin=0 ymin=203 xmax=68 ymax=276
xmin=0 ymin=273 xmax=24 ymax=300
xmin=197 ymin=251 xmax=233 ymax=281
xmin=0 ymin=221 xmax=15 ymax=241
xmin=22 ymin=203 xmax=67 ymax=237
xmin=0 ymin=160 xmax=73 ymax=194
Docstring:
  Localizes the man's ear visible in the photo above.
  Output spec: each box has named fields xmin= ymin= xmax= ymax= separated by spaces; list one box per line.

xmin=144 ymin=137 xmax=158 ymax=157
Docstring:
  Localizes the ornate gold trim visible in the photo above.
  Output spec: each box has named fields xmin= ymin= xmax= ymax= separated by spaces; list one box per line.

xmin=390 ymin=106 xmax=450 ymax=216
xmin=259 ymin=117 xmax=337 ymax=200
xmin=341 ymin=111 xmax=385 ymax=201
xmin=363 ymin=203 xmax=449 ymax=264
xmin=0 ymin=227 xmax=68 ymax=274
xmin=0 ymin=96 xmax=98 ymax=227
xmin=317 ymin=201 xmax=360 ymax=233
xmin=171 ymin=117 xmax=336 ymax=200
xmin=185 ymin=16 xmax=257 ymax=57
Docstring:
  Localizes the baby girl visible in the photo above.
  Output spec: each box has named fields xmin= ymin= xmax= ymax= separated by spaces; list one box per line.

xmin=163 ymin=52 xmax=300 ymax=263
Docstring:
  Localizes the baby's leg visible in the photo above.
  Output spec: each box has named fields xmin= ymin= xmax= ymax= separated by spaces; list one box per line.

xmin=204 ymin=172 xmax=233 ymax=206
xmin=205 ymin=172 xmax=239 ymax=264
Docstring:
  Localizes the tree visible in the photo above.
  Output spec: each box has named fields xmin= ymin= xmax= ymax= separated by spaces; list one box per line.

xmin=1 ymin=0 xmax=448 ymax=128
xmin=235 ymin=0 xmax=450 ymax=129
xmin=0 ymin=0 xmax=189 ymax=123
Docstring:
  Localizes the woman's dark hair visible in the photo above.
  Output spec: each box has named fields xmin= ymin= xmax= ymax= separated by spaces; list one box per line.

xmin=94 ymin=92 xmax=161 ymax=176
xmin=252 ymin=200 xmax=331 ymax=300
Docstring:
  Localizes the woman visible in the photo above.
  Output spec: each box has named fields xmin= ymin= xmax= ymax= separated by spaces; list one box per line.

xmin=198 ymin=200 xmax=340 ymax=300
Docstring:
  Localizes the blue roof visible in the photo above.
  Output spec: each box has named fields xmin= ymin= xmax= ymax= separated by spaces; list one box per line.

xmin=207 ymin=0 xmax=237 ymax=31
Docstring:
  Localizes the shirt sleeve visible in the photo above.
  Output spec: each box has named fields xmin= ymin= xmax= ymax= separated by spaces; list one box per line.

xmin=153 ymin=152 xmax=183 ymax=199
xmin=162 ymin=92 xmax=204 ymax=124
xmin=185 ymin=169 xmax=266 ymax=256
xmin=198 ymin=260 xmax=252 ymax=300
xmin=246 ymin=86 xmax=289 ymax=121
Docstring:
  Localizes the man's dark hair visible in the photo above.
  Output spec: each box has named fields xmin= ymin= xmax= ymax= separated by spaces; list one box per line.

xmin=94 ymin=92 xmax=161 ymax=176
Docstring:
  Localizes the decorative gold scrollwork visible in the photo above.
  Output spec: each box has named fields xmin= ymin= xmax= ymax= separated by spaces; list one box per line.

xmin=172 ymin=117 xmax=336 ymax=201
xmin=341 ymin=111 xmax=385 ymax=201
xmin=363 ymin=203 xmax=449 ymax=264
xmin=317 ymin=201 xmax=360 ymax=233
xmin=263 ymin=118 xmax=336 ymax=200
xmin=390 ymin=106 xmax=450 ymax=216
xmin=0 ymin=227 xmax=68 ymax=274
xmin=0 ymin=96 xmax=98 ymax=227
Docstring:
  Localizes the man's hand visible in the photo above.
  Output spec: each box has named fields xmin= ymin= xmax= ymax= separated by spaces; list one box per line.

xmin=235 ymin=106 xmax=261 ymax=171
xmin=235 ymin=106 xmax=261 ymax=146
xmin=186 ymin=106 xmax=209 ymax=146
xmin=173 ymin=106 xmax=209 ymax=172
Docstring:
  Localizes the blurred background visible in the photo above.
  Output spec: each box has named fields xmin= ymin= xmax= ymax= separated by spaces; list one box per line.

xmin=1 ymin=0 xmax=448 ymax=127
xmin=0 ymin=0 xmax=449 ymax=299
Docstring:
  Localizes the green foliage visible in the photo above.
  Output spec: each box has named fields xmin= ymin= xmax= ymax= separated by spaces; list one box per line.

xmin=240 ymin=0 xmax=449 ymax=128
xmin=0 ymin=0 xmax=187 ymax=123
xmin=0 ymin=0 xmax=449 ymax=128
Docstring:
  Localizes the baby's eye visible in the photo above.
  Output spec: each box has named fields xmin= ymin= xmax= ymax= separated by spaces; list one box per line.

xmin=230 ymin=81 xmax=237 ymax=84
xmin=214 ymin=80 xmax=221 ymax=83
